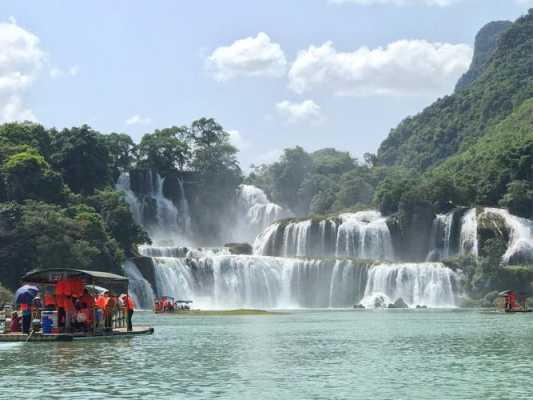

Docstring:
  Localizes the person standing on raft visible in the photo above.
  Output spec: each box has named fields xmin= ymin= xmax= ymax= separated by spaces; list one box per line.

xmin=123 ymin=294 xmax=135 ymax=332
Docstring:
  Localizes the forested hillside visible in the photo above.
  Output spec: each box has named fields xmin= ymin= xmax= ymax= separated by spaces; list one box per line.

xmin=248 ymin=10 xmax=533 ymax=222
xmin=0 ymin=119 xmax=241 ymax=291
xmin=376 ymin=10 xmax=533 ymax=171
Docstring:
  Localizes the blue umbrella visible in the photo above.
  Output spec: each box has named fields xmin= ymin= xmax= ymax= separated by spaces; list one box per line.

xmin=14 ymin=285 xmax=39 ymax=305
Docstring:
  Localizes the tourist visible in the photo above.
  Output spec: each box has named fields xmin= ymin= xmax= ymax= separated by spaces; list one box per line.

xmin=103 ymin=292 xmax=116 ymax=330
xmin=10 ymin=311 xmax=20 ymax=333
xmin=80 ymin=303 xmax=93 ymax=331
xmin=74 ymin=301 xmax=88 ymax=333
xmin=124 ymin=294 xmax=135 ymax=332
xmin=20 ymin=304 xmax=31 ymax=334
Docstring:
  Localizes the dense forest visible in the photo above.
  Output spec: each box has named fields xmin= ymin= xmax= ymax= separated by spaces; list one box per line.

xmin=0 ymin=119 xmax=241 ymax=298
xmin=1 ymin=11 xmax=533 ymax=304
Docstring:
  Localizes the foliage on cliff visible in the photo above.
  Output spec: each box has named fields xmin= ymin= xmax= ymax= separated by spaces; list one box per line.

xmin=376 ymin=11 xmax=533 ymax=171
xmin=455 ymin=20 xmax=512 ymax=92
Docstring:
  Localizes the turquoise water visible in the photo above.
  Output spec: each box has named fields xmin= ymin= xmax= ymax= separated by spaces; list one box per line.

xmin=1 ymin=310 xmax=533 ymax=399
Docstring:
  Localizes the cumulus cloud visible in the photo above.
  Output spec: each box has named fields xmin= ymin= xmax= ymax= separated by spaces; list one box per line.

xmin=289 ymin=40 xmax=472 ymax=97
xmin=206 ymin=32 xmax=287 ymax=81
xmin=0 ymin=20 xmax=45 ymax=122
xmin=50 ymin=65 xmax=79 ymax=79
xmin=329 ymin=0 xmax=458 ymax=6
xmin=227 ymin=129 xmax=251 ymax=150
xmin=125 ymin=114 xmax=152 ymax=125
xmin=276 ymin=100 xmax=323 ymax=124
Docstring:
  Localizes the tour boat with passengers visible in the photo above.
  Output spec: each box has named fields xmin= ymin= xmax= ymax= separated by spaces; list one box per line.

xmin=0 ymin=268 xmax=154 ymax=342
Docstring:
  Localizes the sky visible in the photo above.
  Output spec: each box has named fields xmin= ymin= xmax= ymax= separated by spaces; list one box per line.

xmin=0 ymin=0 xmax=531 ymax=170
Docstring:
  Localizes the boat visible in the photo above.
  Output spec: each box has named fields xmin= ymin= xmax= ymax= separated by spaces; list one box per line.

xmin=0 ymin=268 xmax=154 ymax=342
xmin=496 ymin=290 xmax=532 ymax=313
xmin=154 ymin=297 xmax=193 ymax=313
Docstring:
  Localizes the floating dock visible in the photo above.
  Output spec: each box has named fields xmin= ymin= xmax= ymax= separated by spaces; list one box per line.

xmin=0 ymin=326 xmax=154 ymax=342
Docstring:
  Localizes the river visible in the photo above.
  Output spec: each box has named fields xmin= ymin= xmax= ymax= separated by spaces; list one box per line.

xmin=1 ymin=309 xmax=532 ymax=399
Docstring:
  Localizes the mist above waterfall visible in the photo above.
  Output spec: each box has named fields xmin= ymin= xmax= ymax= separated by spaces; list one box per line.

xmin=116 ymin=171 xmax=192 ymax=246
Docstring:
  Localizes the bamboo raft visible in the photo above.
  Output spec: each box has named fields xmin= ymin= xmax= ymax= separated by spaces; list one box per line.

xmin=0 ymin=326 xmax=154 ymax=342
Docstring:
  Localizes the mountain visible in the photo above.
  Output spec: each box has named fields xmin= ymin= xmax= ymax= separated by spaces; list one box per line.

xmin=455 ymin=20 xmax=512 ymax=92
xmin=376 ymin=11 xmax=533 ymax=171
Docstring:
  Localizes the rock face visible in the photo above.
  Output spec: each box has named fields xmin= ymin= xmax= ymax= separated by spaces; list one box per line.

xmin=389 ymin=298 xmax=409 ymax=309
xmin=224 ymin=243 xmax=253 ymax=255
xmin=131 ymin=256 xmax=157 ymax=290
xmin=455 ymin=21 xmax=513 ymax=92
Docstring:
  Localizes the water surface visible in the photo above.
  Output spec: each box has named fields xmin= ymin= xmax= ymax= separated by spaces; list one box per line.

xmin=1 ymin=310 xmax=532 ymax=399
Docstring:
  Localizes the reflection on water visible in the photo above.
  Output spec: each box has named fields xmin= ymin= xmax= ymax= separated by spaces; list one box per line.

xmin=1 ymin=310 xmax=533 ymax=399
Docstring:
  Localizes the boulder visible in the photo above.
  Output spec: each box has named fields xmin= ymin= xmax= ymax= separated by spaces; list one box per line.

xmin=224 ymin=243 xmax=253 ymax=255
xmin=388 ymin=298 xmax=409 ymax=309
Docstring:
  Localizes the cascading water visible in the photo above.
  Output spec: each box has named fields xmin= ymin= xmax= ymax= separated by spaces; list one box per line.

xmin=482 ymin=208 xmax=533 ymax=264
xmin=253 ymin=211 xmax=394 ymax=260
xmin=149 ymin=255 xmax=369 ymax=309
xmin=426 ymin=212 xmax=455 ymax=261
xmin=336 ymin=212 xmax=394 ymax=260
xmin=123 ymin=260 xmax=155 ymax=310
xmin=116 ymin=171 xmax=188 ymax=245
xmin=234 ymin=185 xmax=292 ymax=243
xmin=361 ymin=263 xmax=459 ymax=308
xmin=118 ymin=171 xmax=463 ymax=310
xmin=459 ymin=208 xmax=479 ymax=257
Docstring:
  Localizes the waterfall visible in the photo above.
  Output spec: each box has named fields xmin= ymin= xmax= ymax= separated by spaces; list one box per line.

xmin=254 ymin=211 xmax=393 ymax=260
xmin=361 ymin=263 xmax=459 ymax=308
xmin=459 ymin=208 xmax=478 ymax=257
xmin=149 ymin=255 xmax=369 ymax=309
xmin=177 ymin=177 xmax=192 ymax=233
xmin=335 ymin=212 xmax=394 ymax=260
xmin=235 ymin=185 xmax=291 ymax=243
xmin=426 ymin=212 xmax=454 ymax=261
xmin=483 ymin=208 xmax=533 ymax=264
xmin=116 ymin=171 xmax=187 ymax=245
xmin=123 ymin=260 xmax=155 ymax=310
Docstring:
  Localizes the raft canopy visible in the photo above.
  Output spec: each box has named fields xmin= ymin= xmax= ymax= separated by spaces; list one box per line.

xmin=22 ymin=268 xmax=128 ymax=294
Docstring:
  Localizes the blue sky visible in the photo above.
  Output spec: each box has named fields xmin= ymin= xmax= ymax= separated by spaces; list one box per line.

xmin=0 ymin=0 xmax=530 ymax=169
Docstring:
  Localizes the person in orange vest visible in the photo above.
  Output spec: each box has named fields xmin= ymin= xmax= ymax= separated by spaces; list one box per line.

xmin=123 ymin=294 xmax=135 ymax=332
xmin=103 ymin=292 xmax=116 ymax=331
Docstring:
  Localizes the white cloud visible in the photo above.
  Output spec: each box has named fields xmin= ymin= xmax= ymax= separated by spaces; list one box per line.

xmin=329 ymin=0 xmax=459 ymax=6
xmin=50 ymin=64 xmax=79 ymax=79
xmin=0 ymin=20 xmax=45 ymax=122
xmin=227 ymin=129 xmax=251 ymax=150
xmin=276 ymin=100 xmax=323 ymax=124
xmin=206 ymin=32 xmax=287 ymax=82
xmin=289 ymin=40 xmax=472 ymax=97
xmin=125 ymin=114 xmax=152 ymax=125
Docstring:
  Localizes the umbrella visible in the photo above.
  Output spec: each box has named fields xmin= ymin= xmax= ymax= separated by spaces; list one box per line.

xmin=14 ymin=285 xmax=39 ymax=305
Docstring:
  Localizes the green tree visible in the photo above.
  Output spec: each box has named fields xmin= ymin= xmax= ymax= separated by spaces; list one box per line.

xmin=138 ymin=126 xmax=190 ymax=174
xmin=50 ymin=125 xmax=112 ymax=194
xmin=87 ymin=190 xmax=151 ymax=253
xmin=101 ymin=133 xmax=137 ymax=181
xmin=270 ymin=146 xmax=312 ymax=214
xmin=373 ymin=167 xmax=416 ymax=215
xmin=0 ymin=122 xmax=52 ymax=159
xmin=333 ymin=171 xmax=374 ymax=211
xmin=2 ymin=149 xmax=65 ymax=203
xmin=499 ymin=180 xmax=533 ymax=218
